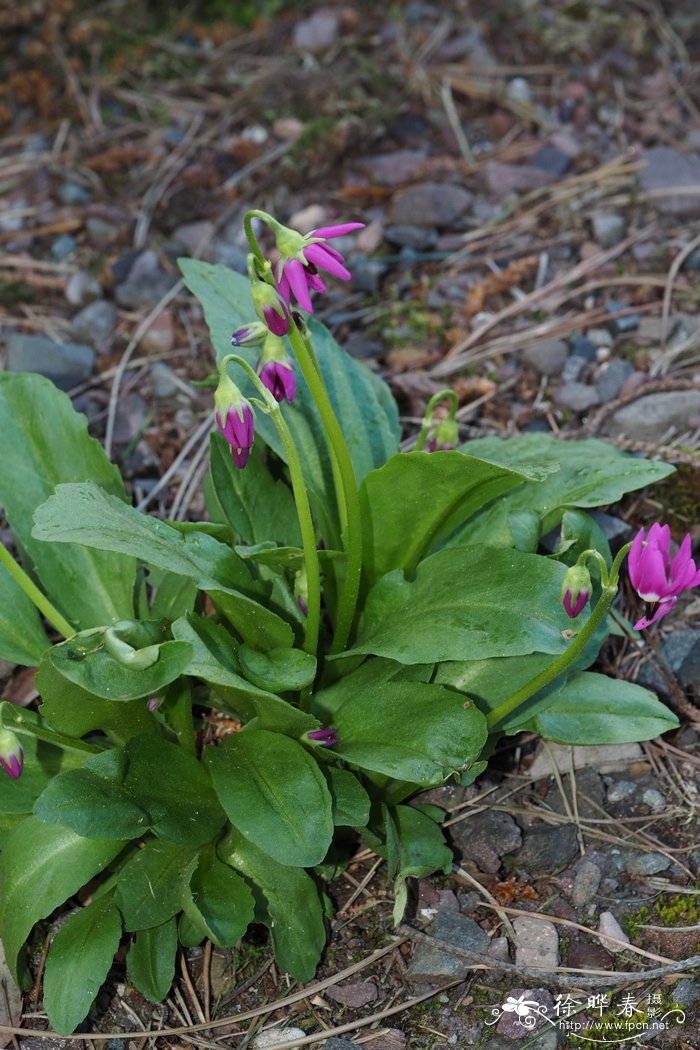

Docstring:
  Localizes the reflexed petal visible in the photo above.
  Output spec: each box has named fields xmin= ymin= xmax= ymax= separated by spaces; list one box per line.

xmin=633 ymin=544 xmax=669 ymax=600
xmin=627 ymin=528 xmax=646 ymax=586
xmin=285 ymin=259 xmax=313 ymax=312
xmin=306 ymin=271 xmax=327 ymax=293
xmin=303 ymin=242 xmax=352 ymax=280
xmin=311 ymin=222 xmax=365 ymax=238
xmin=634 ymin=597 xmax=676 ymax=630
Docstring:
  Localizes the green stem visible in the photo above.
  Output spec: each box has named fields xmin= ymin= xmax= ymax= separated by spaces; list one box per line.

xmin=414 ymin=389 xmax=458 ymax=451
xmin=287 ymin=324 xmax=363 ymax=654
xmin=486 ymin=542 xmax=632 ymax=731
xmin=0 ymin=542 xmax=74 ymax=639
xmin=0 ymin=702 xmax=101 ymax=755
xmin=222 ymin=355 xmax=321 ymax=661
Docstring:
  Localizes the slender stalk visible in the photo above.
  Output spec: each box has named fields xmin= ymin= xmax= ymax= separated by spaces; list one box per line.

xmin=287 ymin=324 xmax=363 ymax=653
xmin=414 ymin=389 xmax=458 ymax=451
xmin=1 ymin=702 xmax=101 ymax=755
xmin=0 ymin=542 xmax=74 ymax=639
xmin=486 ymin=542 xmax=632 ymax=730
xmin=222 ymin=355 xmax=321 ymax=661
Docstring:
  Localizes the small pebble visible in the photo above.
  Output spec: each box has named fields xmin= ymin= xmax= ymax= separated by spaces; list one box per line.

xmin=252 ymin=1029 xmax=306 ymax=1049
xmin=507 ymin=76 xmax=532 ymax=104
xmin=571 ymin=859 xmax=602 ymax=908
xmin=606 ymin=779 xmax=636 ymax=803
xmin=59 ymin=181 xmax=91 ymax=205
xmin=554 ymin=381 xmax=601 ymax=412
xmin=641 ymin=788 xmax=666 ymax=813
xmin=625 ymin=851 xmax=671 ymax=875
xmin=65 ymin=270 xmax=102 ymax=307
xmin=598 ymin=911 xmax=629 ymax=953
xmin=513 ymin=916 xmax=559 ymax=969
xmin=591 ymin=211 xmax=627 ymax=248
xmin=587 ymin=327 xmax=613 ymax=348
xmin=51 ymin=233 xmax=77 ymax=261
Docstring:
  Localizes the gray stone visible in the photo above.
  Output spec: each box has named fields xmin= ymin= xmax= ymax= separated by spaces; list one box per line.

xmin=571 ymin=859 xmax=602 ymax=908
xmin=625 ymin=851 xmax=671 ymax=875
xmin=544 ymin=768 xmax=605 ymax=819
xmin=570 ymin=334 xmax=599 ymax=361
xmin=384 ymin=224 xmax=438 ymax=249
xmin=210 ymin=240 xmax=247 ymax=273
xmin=325 ymin=979 xmax=378 ymax=1008
xmin=606 ymin=779 xmax=637 ymax=803
xmin=662 ymin=630 xmax=700 ymax=687
xmin=513 ymin=916 xmax=559 ymax=969
xmin=65 ymin=270 xmax=102 ymax=307
xmin=639 ymin=147 xmax=700 ymax=216
xmin=51 ymin=233 xmax=77 ymax=260
xmin=359 ymin=150 xmax=428 ymax=186
xmin=450 ymin=810 xmax=522 ymax=873
xmin=350 ymin=257 xmax=388 ymax=293
xmin=554 ymin=381 xmax=601 ymax=412
xmin=523 ymin=337 xmax=568 ymax=376
xmin=560 ymin=354 xmax=588 ymax=383
xmin=59 ymin=180 xmax=91 ymax=205
xmin=5 ymin=334 xmax=94 ymax=390
xmin=601 ymin=390 xmax=700 ymax=440
xmin=252 ymin=1029 xmax=306 ymax=1049
xmin=508 ymin=823 xmax=578 ymax=873
xmin=507 ymin=77 xmax=532 ymax=104
xmin=595 ymin=358 xmax=634 ymax=402
xmin=598 ymin=910 xmax=630 ymax=953
xmin=71 ymin=300 xmax=117 ymax=353
xmin=484 ymin=162 xmax=554 ymax=195
xmin=322 ymin=1041 xmax=360 ymax=1050
xmin=151 ymin=362 xmax=179 ymax=398
xmin=112 ymin=392 xmax=149 ymax=445
xmin=481 ymin=1034 xmax=557 ymax=1050
xmin=641 ymin=787 xmax=666 ymax=813
xmin=681 ymin=247 xmax=700 ymax=272
xmin=172 ymin=220 xmax=215 ymax=254
xmin=390 ymin=182 xmax=472 ymax=227
xmin=531 ymin=145 xmax=571 ymax=176
xmin=292 ymin=9 xmax=340 ymax=52
xmin=115 ymin=251 xmax=178 ymax=309
xmin=587 ymin=327 xmax=614 ymax=348
xmin=406 ymin=909 xmax=490 ymax=981
xmin=86 ymin=216 xmax=120 ymax=246
xmin=591 ymin=211 xmax=627 ymax=248
xmin=607 ymin=298 xmax=640 ymax=334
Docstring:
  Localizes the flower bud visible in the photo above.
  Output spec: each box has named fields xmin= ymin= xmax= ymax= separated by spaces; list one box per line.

xmin=426 ymin=415 xmax=458 ymax=453
xmin=214 ymin=374 xmax=255 ymax=469
xmin=307 ymin=727 xmax=338 ymax=748
xmin=0 ymin=728 xmax=24 ymax=780
xmin=561 ymin=563 xmax=592 ymax=619
xmin=231 ymin=321 xmax=268 ymax=347
xmin=249 ymin=275 xmax=290 ymax=336
xmin=257 ymin=333 xmax=296 ymax=403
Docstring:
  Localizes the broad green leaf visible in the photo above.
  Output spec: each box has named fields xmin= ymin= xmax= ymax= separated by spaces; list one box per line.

xmin=329 ymin=681 xmax=487 ymax=786
xmin=36 ymin=656 xmax=154 ymax=742
xmin=313 ymin=658 xmax=434 ymax=721
xmin=47 ymin=635 xmax=193 ymax=702
xmin=220 ymin=828 xmax=325 ymax=981
xmin=43 ymin=894 xmax=122 ymax=1034
xmin=183 ymin=847 xmax=255 ymax=947
xmin=348 ymin=546 xmax=577 ymax=664
xmin=127 ymin=918 xmax=178 ymax=1003
xmin=451 ymin=434 xmax=675 ymax=547
xmin=0 ymin=562 xmax=48 ymax=666
xmin=148 ymin=571 xmax=198 ymax=621
xmin=0 ymin=734 xmax=83 ymax=818
xmin=324 ymin=767 xmax=370 ymax=827
xmin=238 ymin=644 xmax=316 ymax=692
xmin=521 ymin=671 xmax=679 ymax=744
xmin=33 ymin=483 xmax=293 ymax=649
xmin=207 ymin=729 xmax=333 ymax=866
xmin=360 ymin=450 xmax=542 ymax=582
xmin=378 ymin=805 xmax=452 ymax=923
xmin=209 ymin=436 xmax=301 ymax=547
xmin=122 ymin=734 xmax=226 ymax=847
xmin=34 ymin=767 xmax=149 ymax=839
xmin=179 ymin=261 xmax=400 ymax=543
xmin=115 ymin=840 xmax=198 ymax=931
xmin=0 ymin=817 xmax=122 ymax=984
xmin=0 ymin=374 xmax=136 ymax=629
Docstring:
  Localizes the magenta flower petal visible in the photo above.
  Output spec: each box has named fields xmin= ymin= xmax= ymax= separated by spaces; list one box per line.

xmin=284 ymin=259 xmax=314 ymax=312
xmin=274 ymin=263 xmax=291 ymax=304
xmin=311 ymin=223 xmax=365 ymax=238
xmin=263 ymin=304 xmax=290 ymax=336
xmin=307 ymin=727 xmax=338 ymax=747
xmin=563 ymin=588 xmax=589 ymax=618
xmin=634 ymin=597 xmax=677 ymax=630
xmin=303 ymin=242 xmax=352 ymax=280
xmin=306 ymin=271 xmax=327 ymax=293
xmin=259 ymin=360 xmax=296 ymax=403
xmin=628 ymin=524 xmax=700 ymax=629
xmin=0 ymin=730 xmax=23 ymax=780
xmin=216 ymin=402 xmax=254 ymax=469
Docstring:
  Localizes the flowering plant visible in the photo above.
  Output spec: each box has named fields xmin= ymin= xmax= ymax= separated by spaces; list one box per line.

xmin=0 ymin=210 xmax=693 ymax=1034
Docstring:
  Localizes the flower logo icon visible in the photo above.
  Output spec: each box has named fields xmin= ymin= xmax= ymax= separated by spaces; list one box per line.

xmin=502 ymin=995 xmax=541 ymax=1018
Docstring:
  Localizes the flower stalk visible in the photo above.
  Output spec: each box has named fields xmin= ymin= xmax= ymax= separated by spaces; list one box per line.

xmin=0 ymin=541 xmax=74 ymax=639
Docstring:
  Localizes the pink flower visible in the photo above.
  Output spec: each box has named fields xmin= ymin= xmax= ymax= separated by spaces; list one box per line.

xmin=0 ymin=729 xmax=23 ymax=780
xmin=561 ymin=563 xmax=591 ymax=619
xmin=249 ymin=279 xmax=290 ymax=336
xmin=214 ymin=374 xmax=255 ymax=469
xmin=256 ymin=332 xmax=296 ymax=403
xmin=273 ymin=222 xmax=364 ymax=313
xmin=628 ymin=524 xmax=700 ymax=629
xmin=307 ymin=727 xmax=338 ymax=748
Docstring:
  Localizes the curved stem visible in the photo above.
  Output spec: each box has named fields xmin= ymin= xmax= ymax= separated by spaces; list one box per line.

xmin=222 ymin=355 xmax=321 ymax=662
xmin=287 ymin=324 xmax=363 ymax=654
xmin=0 ymin=702 xmax=101 ymax=755
xmin=0 ymin=542 xmax=74 ymax=639
xmin=414 ymin=389 xmax=458 ymax=451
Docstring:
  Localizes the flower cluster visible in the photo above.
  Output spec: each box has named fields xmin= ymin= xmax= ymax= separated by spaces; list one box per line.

xmin=628 ymin=523 xmax=700 ymax=629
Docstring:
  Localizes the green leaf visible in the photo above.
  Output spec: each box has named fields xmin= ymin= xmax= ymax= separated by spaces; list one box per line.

xmin=43 ymin=894 xmax=122 ymax=1034
xmin=0 ymin=374 xmax=136 ymax=630
xmin=360 ymin=450 xmax=541 ymax=582
xmin=0 ymin=735 xmax=83 ymax=818
xmin=323 ymin=767 xmax=370 ymax=827
xmin=36 ymin=655 xmax=154 ymax=743
xmin=126 ymin=918 xmax=178 ymax=1003
xmin=521 ymin=671 xmax=680 ymax=744
xmin=0 ymin=562 xmax=48 ymax=666
xmin=115 ymin=840 xmax=198 ymax=931
xmin=207 ymin=729 xmax=333 ymax=866
xmin=348 ymin=546 xmax=577 ymax=664
xmin=238 ymin=644 xmax=316 ymax=692
xmin=34 ymin=767 xmax=149 ymax=840
xmin=122 ymin=734 xmax=226 ymax=847
xmin=0 ymin=817 xmax=123 ymax=984
xmin=183 ymin=847 xmax=255 ymax=947
xmin=451 ymin=434 xmax=675 ymax=547
xmin=209 ymin=435 xmax=301 ymax=547
xmin=377 ymin=805 xmax=452 ymax=923
xmin=328 ymin=681 xmax=487 ymax=786
xmin=47 ymin=634 xmax=193 ymax=702
xmin=179 ymin=261 xmax=400 ymax=542
xmin=220 ymin=828 xmax=325 ymax=981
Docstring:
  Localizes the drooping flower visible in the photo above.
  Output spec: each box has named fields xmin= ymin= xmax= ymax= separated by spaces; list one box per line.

xmin=561 ymin=562 xmax=592 ymax=619
xmin=249 ymin=277 xmax=290 ymax=336
xmin=307 ymin=727 xmax=338 ymax=748
xmin=272 ymin=221 xmax=364 ymax=313
xmin=231 ymin=321 xmax=269 ymax=347
xmin=214 ymin=373 xmax=255 ymax=469
xmin=426 ymin=414 xmax=458 ymax=453
xmin=0 ymin=729 xmax=24 ymax=780
xmin=628 ymin=523 xmax=700 ymax=629
xmin=257 ymin=333 xmax=296 ymax=403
